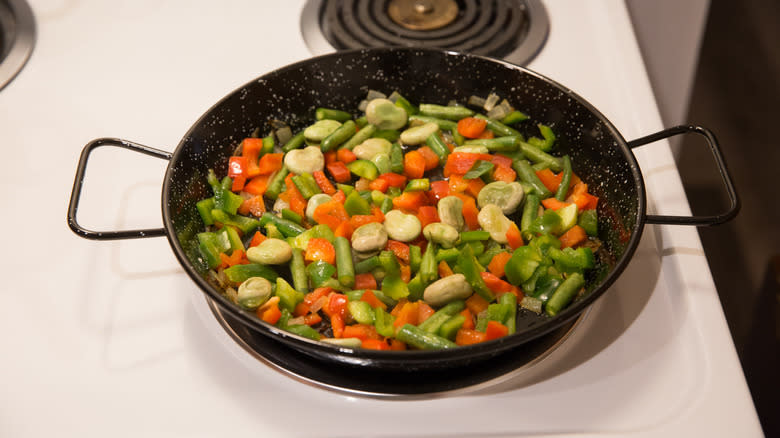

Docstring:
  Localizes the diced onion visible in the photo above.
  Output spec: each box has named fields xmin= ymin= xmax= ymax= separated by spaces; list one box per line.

xmin=358 ymin=99 xmax=369 ymax=112
xmin=387 ymin=91 xmax=402 ymax=103
xmin=310 ymin=296 xmax=327 ymax=313
xmin=520 ymin=296 xmax=543 ymax=314
xmin=287 ymin=316 xmax=305 ymax=326
xmin=487 ymin=105 xmax=510 ymax=120
xmin=484 ymin=92 xmax=500 ymax=111
xmin=366 ymin=89 xmax=387 ymax=101
xmin=275 ymin=126 xmax=292 ymax=145
xmin=468 ymin=95 xmax=486 ymax=107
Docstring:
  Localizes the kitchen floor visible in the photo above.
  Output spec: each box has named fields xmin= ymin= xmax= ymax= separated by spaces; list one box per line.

xmin=676 ymin=0 xmax=778 ymax=435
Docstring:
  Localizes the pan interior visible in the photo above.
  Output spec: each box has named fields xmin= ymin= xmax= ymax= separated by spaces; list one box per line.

xmin=162 ymin=48 xmax=643 ymax=366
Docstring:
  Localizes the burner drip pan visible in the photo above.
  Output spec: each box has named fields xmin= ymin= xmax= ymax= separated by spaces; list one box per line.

xmin=302 ymin=0 xmax=549 ymax=66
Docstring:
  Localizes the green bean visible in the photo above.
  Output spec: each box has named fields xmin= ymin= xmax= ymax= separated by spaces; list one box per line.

xmin=409 ymin=244 xmax=422 ymax=273
xmin=500 ymin=110 xmax=529 ymax=125
xmin=281 ymin=131 xmax=306 ymax=152
xmin=419 ymin=103 xmax=474 ymax=121
xmin=261 ymin=134 xmax=275 ymax=155
xmin=334 ymin=236 xmax=355 ymax=288
xmin=355 ymin=115 xmax=368 ymax=128
xmin=435 ymin=248 xmax=459 ymax=264
xmin=555 ymin=155 xmax=572 ymax=201
xmin=545 ymin=272 xmax=585 ymax=316
xmin=264 ymin=165 xmax=289 ymax=200
xmin=521 ymin=193 xmax=541 ymax=240
xmin=281 ymin=208 xmax=302 ymax=225
xmin=285 ymin=324 xmax=321 ymax=340
xmin=408 ymin=114 xmax=457 ymax=131
xmin=396 ymin=324 xmax=457 ymax=349
xmin=426 ymin=132 xmax=450 ymax=161
xmin=405 ymin=178 xmax=430 ymax=191
xmin=321 ymin=120 xmax=356 ymax=152
xmin=462 ymin=160 xmax=494 ymax=180
xmin=499 ymin=292 xmax=517 ymax=334
xmin=259 ymin=212 xmax=305 ymax=237
xmin=291 ymin=173 xmax=321 ymax=199
xmin=438 ymin=314 xmax=466 ymax=340
xmin=341 ymin=124 xmax=376 ymax=150
xmin=459 ymin=230 xmax=491 ymax=242
xmin=513 ymin=159 xmax=552 ymax=198
xmin=474 ymin=114 xmax=522 ymax=138
xmin=355 ymin=255 xmax=380 ymax=274
xmin=393 ymin=93 xmax=418 ymax=115
xmin=417 ymin=300 xmax=466 ymax=333
xmin=290 ymin=248 xmax=308 ymax=293
xmin=420 ymin=241 xmax=438 ymax=283
xmin=463 ymin=135 xmax=520 ymax=152
xmin=223 ymin=263 xmax=278 ymax=284
xmin=519 ymin=141 xmax=563 ymax=172
xmin=390 ymin=142 xmax=404 ymax=173
xmin=315 ymin=107 xmax=352 ymax=122
xmin=372 ymin=129 xmax=400 ymax=142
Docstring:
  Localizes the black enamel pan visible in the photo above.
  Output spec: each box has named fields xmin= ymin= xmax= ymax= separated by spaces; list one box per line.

xmin=68 ymin=48 xmax=738 ymax=372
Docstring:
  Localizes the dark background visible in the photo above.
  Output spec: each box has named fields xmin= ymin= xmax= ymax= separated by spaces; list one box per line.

xmin=676 ymin=0 xmax=778 ymax=435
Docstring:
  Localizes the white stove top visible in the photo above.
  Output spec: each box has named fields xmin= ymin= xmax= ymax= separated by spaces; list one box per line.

xmin=0 ymin=0 xmax=761 ymax=436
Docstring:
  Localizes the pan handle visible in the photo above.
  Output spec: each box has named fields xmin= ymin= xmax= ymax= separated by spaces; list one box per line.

xmin=68 ymin=138 xmax=172 ymax=240
xmin=627 ymin=125 xmax=740 ymax=226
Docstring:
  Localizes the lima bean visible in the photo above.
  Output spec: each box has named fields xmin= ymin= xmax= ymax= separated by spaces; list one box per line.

xmin=383 ymin=210 xmax=422 ymax=242
xmin=247 ymin=238 xmax=293 ymax=264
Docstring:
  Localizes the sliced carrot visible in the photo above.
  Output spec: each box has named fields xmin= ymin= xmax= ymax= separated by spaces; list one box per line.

xmin=377 ymin=172 xmax=407 ymax=188
xmin=312 ymin=170 xmax=336 ymax=195
xmin=457 ymin=117 xmax=488 ymax=139
xmin=465 ymin=293 xmax=490 ymax=315
xmin=487 ymin=251 xmax=512 ymax=278
xmin=400 ymin=263 xmax=411 ymax=283
xmin=506 ymin=222 xmax=523 ymax=249
xmin=303 ymin=287 xmax=333 ymax=307
xmin=417 ymin=302 xmax=435 ymax=323
xmin=249 ymin=230 xmax=266 ymax=247
xmin=330 ymin=314 xmax=345 ymax=338
xmin=343 ymin=324 xmax=381 ymax=340
xmin=257 ymin=300 xmax=282 ymax=325
xmin=243 ymin=174 xmax=271 ymax=196
xmin=438 ymin=260 xmax=454 ymax=278
xmin=389 ymin=339 xmax=407 ymax=350
xmin=293 ymin=301 xmax=310 ymax=317
xmin=238 ymin=195 xmax=266 ymax=217
xmin=257 ymin=153 xmax=284 ymax=175
xmin=465 ymin=177 xmax=485 ymax=198
xmin=430 ymin=180 xmax=450 ymax=201
xmin=460 ymin=196 xmax=480 ymax=230
xmin=336 ymin=148 xmax=357 ymax=164
xmin=559 ymin=224 xmax=588 ymax=249
xmin=455 ymin=328 xmax=487 ymax=346
xmin=403 ymin=150 xmax=426 ymax=179
xmin=442 ymin=152 xmax=489 ymax=177
xmin=368 ymin=177 xmax=389 ymax=193
xmin=460 ymin=308 xmax=475 ymax=330
xmin=541 ymin=197 xmax=571 ymax=211
xmin=448 ymin=174 xmax=470 ymax=193
xmin=349 ymin=214 xmax=382 ymax=229
xmin=480 ymin=271 xmax=515 ymax=294
xmin=334 ymin=221 xmax=353 ymax=239
xmin=417 ymin=146 xmax=440 ymax=171
xmin=354 ymin=273 xmax=377 ymax=291
xmin=392 ymin=191 xmax=429 ymax=212
xmin=492 ymin=165 xmax=517 ymax=183
xmin=313 ymin=200 xmax=350 ymax=231
xmin=305 ymin=238 xmax=336 ymax=265
xmin=303 ymin=313 xmax=322 ymax=326
xmin=416 ymin=205 xmax=440 ymax=229
xmin=536 ymin=168 xmax=563 ymax=193
xmin=361 ymin=338 xmax=391 ymax=350
xmin=242 ymin=138 xmax=264 ymax=177
xmin=326 ymin=161 xmax=352 ymax=183
xmin=392 ymin=301 xmax=419 ymax=328
xmin=331 ymin=190 xmax=347 ymax=204
xmin=360 ymin=289 xmax=386 ymax=310
xmin=485 ymin=320 xmax=509 ymax=340
xmin=476 ymin=129 xmax=495 ymax=139
xmin=386 ymin=240 xmax=410 ymax=264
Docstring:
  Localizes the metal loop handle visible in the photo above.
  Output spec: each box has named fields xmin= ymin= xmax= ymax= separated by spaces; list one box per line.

xmin=68 ymin=138 xmax=172 ymax=240
xmin=627 ymin=125 xmax=740 ymax=226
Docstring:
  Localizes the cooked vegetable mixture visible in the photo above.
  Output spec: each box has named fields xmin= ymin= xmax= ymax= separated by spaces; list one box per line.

xmin=197 ymin=91 xmax=601 ymax=350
